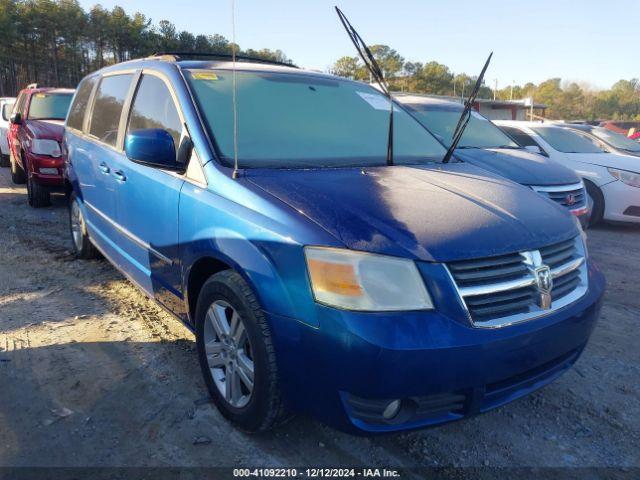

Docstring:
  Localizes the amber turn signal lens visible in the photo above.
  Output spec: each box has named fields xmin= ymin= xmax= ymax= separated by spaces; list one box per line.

xmin=307 ymin=259 xmax=362 ymax=297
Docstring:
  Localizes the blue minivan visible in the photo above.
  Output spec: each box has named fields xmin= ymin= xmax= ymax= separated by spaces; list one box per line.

xmin=63 ymin=55 xmax=605 ymax=434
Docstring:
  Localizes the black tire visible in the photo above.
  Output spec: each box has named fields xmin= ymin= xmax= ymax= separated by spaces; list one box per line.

xmin=69 ymin=192 xmax=99 ymax=259
xmin=27 ymin=174 xmax=51 ymax=208
xmin=0 ymin=154 xmax=9 ymax=168
xmin=195 ymin=270 xmax=285 ymax=432
xmin=585 ymin=180 xmax=604 ymax=227
xmin=10 ymin=151 xmax=26 ymax=184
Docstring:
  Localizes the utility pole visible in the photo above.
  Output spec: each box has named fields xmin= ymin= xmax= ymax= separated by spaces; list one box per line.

xmin=493 ymin=78 xmax=498 ymax=100
xmin=510 ymin=81 xmax=514 ymax=100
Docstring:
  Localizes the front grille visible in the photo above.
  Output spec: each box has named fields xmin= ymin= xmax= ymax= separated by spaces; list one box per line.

xmin=447 ymin=236 xmax=587 ymax=328
xmin=532 ymin=182 xmax=587 ymax=211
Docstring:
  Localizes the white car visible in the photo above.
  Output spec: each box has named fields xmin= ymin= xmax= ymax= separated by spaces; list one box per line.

xmin=0 ymin=97 xmax=16 ymax=167
xmin=495 ymin=120 xmax=640 ymax=225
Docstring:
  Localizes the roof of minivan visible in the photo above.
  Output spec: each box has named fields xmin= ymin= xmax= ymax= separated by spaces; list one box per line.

xmin=96 ymin=57 xmax=336 ymax=81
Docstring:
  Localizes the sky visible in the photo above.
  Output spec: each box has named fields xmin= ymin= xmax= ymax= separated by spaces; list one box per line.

xmin=77 ymin=0 xmax=638 ymax=90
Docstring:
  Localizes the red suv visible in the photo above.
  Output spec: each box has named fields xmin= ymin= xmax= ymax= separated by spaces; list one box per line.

xmin=8 ymin=85 xmax=74 ymax=207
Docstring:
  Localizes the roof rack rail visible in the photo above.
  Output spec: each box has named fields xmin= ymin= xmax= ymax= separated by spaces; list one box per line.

xmin=148 ymin=52 xmax=298 ymax=68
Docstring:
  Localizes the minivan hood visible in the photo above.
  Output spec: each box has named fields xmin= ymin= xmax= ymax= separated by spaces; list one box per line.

xmin=246 ymin=163 xmax=577 ymax=262
xmin=569 ymin=152 xmax=640 ymax=172
xmin=25 ymin=119 xmax=64 ymax=141
xmin=455 ymin=148 xmax=580 ymax=186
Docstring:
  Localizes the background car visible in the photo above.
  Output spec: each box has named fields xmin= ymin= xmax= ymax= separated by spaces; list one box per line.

xmin=396 ymin=95 xmax=590 ymax=225
xmin=599 ymin=120 xmax=640 ymax=138
xmin=0 ymin=97 xmax=16 ymax=167
xmin=8 ymin=85 xmax=74 ymax=207
xmin=560 ymin=123 xmax=640 ymax=158
xmin=496 ymin=121 xmax=640 ymax=226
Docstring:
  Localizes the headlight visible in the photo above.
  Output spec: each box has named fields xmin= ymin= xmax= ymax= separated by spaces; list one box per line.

xmin=30 ymin=139 xmax=61 ymax=157
xmin=608 ymin=167 xmax=640 ymax=188
xmin=304 ymin=247 xmax=433 ymax=311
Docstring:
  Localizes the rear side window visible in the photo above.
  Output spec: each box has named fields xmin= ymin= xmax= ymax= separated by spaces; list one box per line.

xmin=501 ymin=126 xmax=539 ymax=147
xmin=127 ymin=74 xmax=182 ymax=151
xmin=531 ymin=127 xmax=604 ymax=154
xmin=67 ymin=76 xmax=97 ymax=131
xmin=89 ymin=74 xmax=133 ymax=147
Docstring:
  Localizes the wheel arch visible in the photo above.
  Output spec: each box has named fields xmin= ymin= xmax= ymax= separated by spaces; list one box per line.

xmin=182 ymin=239 xmax=312 ymax=328
xmin=583 ymin=178 xmax=605 ymax=224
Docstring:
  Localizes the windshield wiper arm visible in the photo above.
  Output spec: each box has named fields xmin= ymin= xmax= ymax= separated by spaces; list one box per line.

xmin=335 ymin=6 xmax=394 ymax=166
xmin=442 ymin=53 xmax=493 ymax=164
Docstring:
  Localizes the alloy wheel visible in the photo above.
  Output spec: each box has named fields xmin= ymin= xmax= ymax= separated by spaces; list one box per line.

xmin=204 ymin=300 xmax=254 ymax=408
xmin=70 ymin=199 xmax=84 ymax=252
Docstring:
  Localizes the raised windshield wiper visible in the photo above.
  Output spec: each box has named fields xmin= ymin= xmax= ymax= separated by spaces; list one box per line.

xmin=442 ymin=53 xmax=493 ymax=164
xmin=335 ymin=6 xmax=394 ymax=166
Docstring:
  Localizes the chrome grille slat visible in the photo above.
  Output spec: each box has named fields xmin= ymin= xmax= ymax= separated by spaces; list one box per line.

xmin=470 ymin=297 xmax=535 ymax=318
xmin=465 ymin=286 xmax=536 ymax=307
xmin=540 ymin=239 xmax=577 ymax=268
xmin=450 ymin=263 xmax=529 ymax=284
xmin=448 ymin=254 xmax=523 ymax=271
xmin=447 ymin=236 xmax=588 ymax=328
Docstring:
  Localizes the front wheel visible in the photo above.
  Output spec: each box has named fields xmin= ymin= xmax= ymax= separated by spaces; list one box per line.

xmin=69 ymin=193 xmax=99 ymax=259
xmin=195 ymin=270 xmax=285 ymax=432
xmin=27 ymin=174 xmax=51 ymax=208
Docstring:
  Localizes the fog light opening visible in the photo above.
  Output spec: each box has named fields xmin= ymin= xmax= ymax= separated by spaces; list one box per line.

xmin=382 ymin=399 xmax=402 ymax=420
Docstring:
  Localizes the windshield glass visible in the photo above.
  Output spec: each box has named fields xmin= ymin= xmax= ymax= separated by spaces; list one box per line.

xmin=591 ymin=127 xmax=640 ymax=152
xmin=28 ymin=93 xmax=73 ymax=120
xmin=185 ymin=70 xmax=447 ymax=168
xmin=404 ymin=104 xmax=519 ymax=149
xmin=531 ymin=126 xmax=604 ymax=153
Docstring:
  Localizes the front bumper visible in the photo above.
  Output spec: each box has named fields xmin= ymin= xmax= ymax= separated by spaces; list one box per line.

xmin=602 ymin=180 xmax=640 ymax=223
xmin=268 ymin=262 xmax=605 ymax=434
xmin=25 ymin=152 xmax=64 ymax=187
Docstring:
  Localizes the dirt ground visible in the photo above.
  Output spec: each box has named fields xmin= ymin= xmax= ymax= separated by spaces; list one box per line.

xmin=0 ymin=166 xmax=639 ymax=471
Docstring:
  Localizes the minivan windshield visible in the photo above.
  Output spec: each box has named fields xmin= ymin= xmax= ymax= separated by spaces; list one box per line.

xmin=403 ymin=104 xmax=519 ymax=149
xmin=185 ymin=69 xmax=447 ymax=168
xmin=531 ymin=126 xmax=605 ymax=154
xmin=28 ymin=92 xmax=73 ymax=120
xmin=590 ymin=127 xmax=640 ymax=152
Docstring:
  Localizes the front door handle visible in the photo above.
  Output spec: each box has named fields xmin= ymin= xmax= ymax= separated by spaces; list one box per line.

xmin=113 ymin=170 xmax=127 ymax=182
xmin=99 ymin=162 xmax=110 ymax=174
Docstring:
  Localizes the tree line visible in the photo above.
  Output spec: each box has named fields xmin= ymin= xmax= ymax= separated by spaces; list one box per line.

xmin=331 ymin=48 xmax=640 ymax=121
xmin=1 ymin=1 xmax=637 ymax=121
xmin=0 ymin=0 xmax=290 ymax=96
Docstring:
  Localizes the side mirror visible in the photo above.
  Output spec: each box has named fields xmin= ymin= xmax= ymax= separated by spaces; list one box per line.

xmin=1 ymin=105 xmax=9 ymax=122
xmin=10 ymin=112 xmax=22 ymax=125
xmin=125 ymin=129 xmax=184 ymax=173
xmin=523 ymin=145 xmax=547 ymax=156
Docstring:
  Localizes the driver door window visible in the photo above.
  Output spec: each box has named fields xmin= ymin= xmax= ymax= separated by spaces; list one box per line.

xmin=126 ymin=74 xmax=183 ymax=158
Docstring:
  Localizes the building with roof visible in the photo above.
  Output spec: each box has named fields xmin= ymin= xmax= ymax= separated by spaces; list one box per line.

xmin=393 ymin=92 xmax=547 ymax=121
